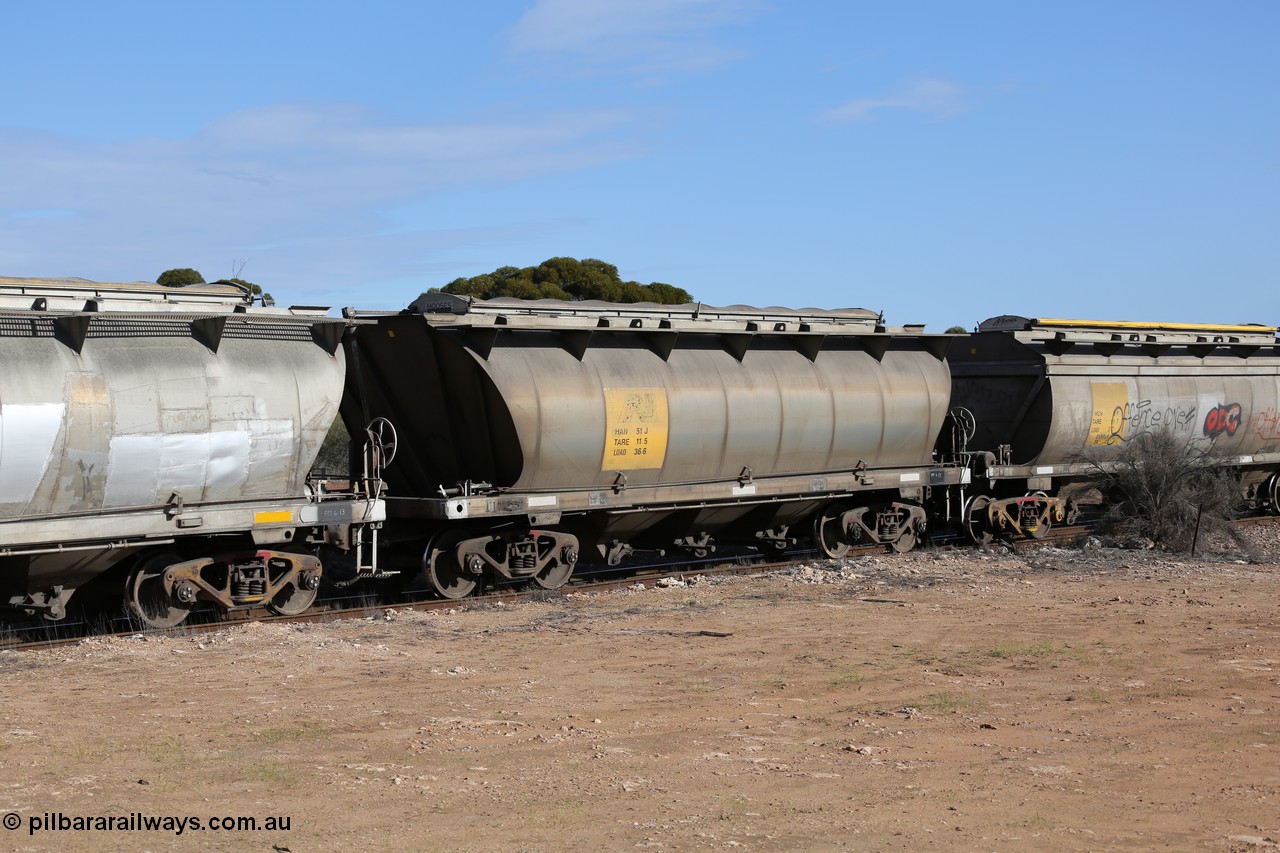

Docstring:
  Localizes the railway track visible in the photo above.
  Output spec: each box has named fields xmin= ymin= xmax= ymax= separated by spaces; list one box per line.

xmin=3 ymin=515 xmax=1271 ymax=653
xmin=0 ymin=556 xmax=773 ymax=653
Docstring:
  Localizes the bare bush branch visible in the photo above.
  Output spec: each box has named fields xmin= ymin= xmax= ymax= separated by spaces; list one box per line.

xmin=1075 ymin=430 xmax=1245 ymax=553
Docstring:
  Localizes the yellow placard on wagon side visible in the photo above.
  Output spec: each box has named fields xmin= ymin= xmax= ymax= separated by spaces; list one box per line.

xmin=601 ymin=388 xmax=669 ymax=471
xmin=1086 ymin=382 xmax=1128 ymax=446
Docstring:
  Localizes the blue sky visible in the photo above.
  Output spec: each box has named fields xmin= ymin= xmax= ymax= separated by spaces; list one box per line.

xmin=2 ymin=1 xmax=1276 ymax=329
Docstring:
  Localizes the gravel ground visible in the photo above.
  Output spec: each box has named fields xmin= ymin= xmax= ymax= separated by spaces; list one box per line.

xmin=1 ymin=526 xmax=1277 ymax=851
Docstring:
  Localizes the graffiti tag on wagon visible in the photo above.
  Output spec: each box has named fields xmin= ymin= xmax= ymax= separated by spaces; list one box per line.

xmin=1251 ymin=406 xmax=1280 ymax=441
xmin=1104 ymin=399 xmax=1198 ymax=444
xmin=1088 ymin=384 xmax=1199 ymax=446
xmin=1202 ymin=402 xmax=1242 ymax=438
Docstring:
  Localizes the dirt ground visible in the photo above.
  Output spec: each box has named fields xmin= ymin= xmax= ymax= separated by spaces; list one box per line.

xmin=1 ymin=529 xmax=1278 ymax=852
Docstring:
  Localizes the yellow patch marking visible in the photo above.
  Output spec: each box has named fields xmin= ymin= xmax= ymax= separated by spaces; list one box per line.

xmin=255 ymin=510 xmax=293 ymax=524
xmin=602 ymin=388 xmax=669 ymax=471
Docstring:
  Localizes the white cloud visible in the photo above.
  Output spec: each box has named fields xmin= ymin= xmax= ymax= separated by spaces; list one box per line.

xmin=2 ymin=103 xmax=642 ymax=214
xmin=820 ymin=78 xmax=970 ymax=125
xmin=201 ymin=103 xmax=637 ymax=161
xmin=508 ymin=0 xmax=759 ymax=76
xmin=0 ymin=103 xmax=647 ymax=298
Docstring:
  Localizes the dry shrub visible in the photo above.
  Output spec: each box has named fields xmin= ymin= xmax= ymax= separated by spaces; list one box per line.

xmin=1081 ymin=430 xmax=1245 ymax=553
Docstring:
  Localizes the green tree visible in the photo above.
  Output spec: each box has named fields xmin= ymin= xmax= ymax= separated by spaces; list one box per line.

xmin=157 ymin=268 xmax=273 ymax=304
xmin=945 ymin=325 xmax=969 ymax=334
xmin=221 ymin=277 xmax=274 ymax=306
xmin=434 ymin=258 xmax=693 ymax=304
xmin=157 ymin=268 xmax=205 ymax=287
xmin=647 ymin=282 xmax=690 ymax=304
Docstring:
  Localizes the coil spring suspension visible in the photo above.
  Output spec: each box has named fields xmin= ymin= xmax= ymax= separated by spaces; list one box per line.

xmin=233 ymin=563 xmax=267 ymax=599
xmin=877 ymin=511 xmax=901 ymax=539
xmin=509 ymin=541 xmax=537 ymax=570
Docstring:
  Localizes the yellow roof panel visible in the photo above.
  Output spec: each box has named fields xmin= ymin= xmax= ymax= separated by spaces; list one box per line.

xmin=1032 ymin=318 xmax=1276 ymax=334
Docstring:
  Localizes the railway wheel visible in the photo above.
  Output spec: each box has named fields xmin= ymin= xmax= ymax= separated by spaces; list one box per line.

xmin=533 ymin=558 xmax=573 ymax=590
xmin=267 ymin=568 xmax=320 ymax=616
xmin=813 ymin=502 xmax=852 ymax=559
xmin=963 ymin=495 xmax=994 ymax=545
xmin=1267 ymin=473 xmax=1280 ymax=516
xmin=126 ymin=552 xmax=191 ymax=629
xmin=424 ymin=531 xmax=478 ymax=600
xmin=889 ymin=524 xmax=917 ymax=554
